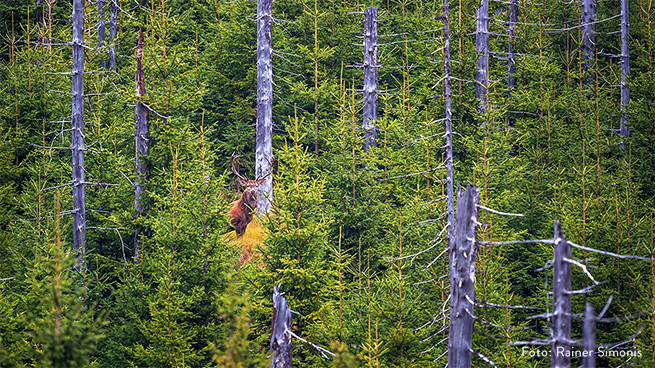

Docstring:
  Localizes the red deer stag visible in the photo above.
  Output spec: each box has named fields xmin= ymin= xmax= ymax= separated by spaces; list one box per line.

xmin=227 ymin=154 xmax=272 ymax=237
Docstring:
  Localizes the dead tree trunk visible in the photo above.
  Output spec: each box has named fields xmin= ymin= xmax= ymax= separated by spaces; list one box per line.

xmin=448 ymin=185 xmax=480 ymax=368
xmin=109 ymin=0 xmax=117 ymax=69
xmin=256 ymin=0 xmax=273 ymax=215
xmin=270 ymin=285 xmax=292 ymax=368
xmin=71 ymin=0 xmax=86 ymax=272
xmin=475 ymin=0 xmax=489 ymax=115
xmin=620 ymin=0 xmax=630 ymax=148
xmin=583 ymin=302 xmax=596 ymax=368
xmin=551 ymin=221 xmax=572 ymax=368
xmin=580 ymin=0 xmax=597 ymax=85
xmin=507 ymin=0 xmax=518 ymax=126
xmin=362 ymin=6 xmax=378 ymax=153
xmin=443 ymin=0 xmax=455 ymax=246
xmin=97 ymin=0 xmax=106 ymax=68
xmin=134 ymin=29 xmax=149 ymax=264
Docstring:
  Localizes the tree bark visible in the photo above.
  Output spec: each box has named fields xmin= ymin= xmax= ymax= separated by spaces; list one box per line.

xmin=256 ymin=0 xmax=274 ymax=214
xmin=582 ymin=302 xmax=596 ymax=368
xmin=620 ymin=0 xmax=630 ymax=148
xmin=71 ymin=0 xmax=86 ymax=272
xmin=581 ymin=0 xmax=597 ymax=85
xmin=362 ymin=7 xmax=378 ymax=153
xmin=448 ymin=185 xmax=480 ymax=368
xmin=134 ymin=29 xmax=149 ymax=264
xmin=475 ymin=0 xmax=489 ymax=115
xmin=270 ymin=285 xmax=292 ymax=368
xmin=551 ymin=221 xmax=572 ymax=368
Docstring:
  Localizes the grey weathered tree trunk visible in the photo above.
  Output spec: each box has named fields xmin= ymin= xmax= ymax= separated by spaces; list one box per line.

xmin=582 ymin=302 xmax=596 ymax=368
xmin=475 ymin=0 xmax=489 ymax=114
xmin=448 ymin=185 xmax=480 ymax=368
xmin=443 ymin=0 xmax=455 ymax=247
xmin=97 ymin=0 xmax=106 ymax=68
xmin=620 ymin=0 xmax=630 ymax=148
xmin=270 ymin=285 xmax=292 ymax=368
xmin=256 ymin=0 xmax=274 ymax=214
xmin=134 ymin=29 xmax=149 ymax=264
xmin=580 ymin=0 xmax=597 ymax=85
xmin=507 ymin=0 xmax=518 ymax=126
xmin=551 ymin=221 xmax=572 ymax=368
xmin=72 ymin=0 xmax=86 ymax=272
xmin=109 ymin=0 xmax=118 ymax=69
xmin=362 ymin=7 xmax=378 ymax=153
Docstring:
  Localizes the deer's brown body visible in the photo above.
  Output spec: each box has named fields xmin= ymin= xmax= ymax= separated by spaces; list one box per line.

xmin=228 ymin=155 xmax=271 ymax=237
xmin=228 ymin=181 xmax=260 ymax=237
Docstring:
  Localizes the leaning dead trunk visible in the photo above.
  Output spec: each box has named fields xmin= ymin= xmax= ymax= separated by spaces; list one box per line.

xmin=256 ymin=0 xmax=274 ymax=214
xmin=134 ymin=29 xmax=149 ymax=263
xmin=71 ymin=0 xmax=86 ymax=272
xmin=362 ymin=7 xmax=378 ymax=153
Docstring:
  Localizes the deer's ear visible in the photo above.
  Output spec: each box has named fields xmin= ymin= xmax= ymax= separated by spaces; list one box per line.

xmin=238 ymin=178 xmax=249 ymax=187
xmin=256 ymin=178 xmax=266 ymax=186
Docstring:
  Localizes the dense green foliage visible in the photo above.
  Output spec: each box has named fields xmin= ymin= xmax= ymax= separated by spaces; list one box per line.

xmin=0 ymin=0 xmax=654 ymax=367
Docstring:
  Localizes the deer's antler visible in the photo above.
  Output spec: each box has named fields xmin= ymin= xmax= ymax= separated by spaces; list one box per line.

xmin=231 ymin=153 xmax=250 ymax=182
xmin=255 ymin=155 xmax=275 ymax=181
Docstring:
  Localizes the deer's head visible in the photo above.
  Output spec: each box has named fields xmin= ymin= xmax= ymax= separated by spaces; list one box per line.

xmin=228 ymin=154 xmax=273 ymax=237
xmin=231 ymin=154 xmax=270 ymax=210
